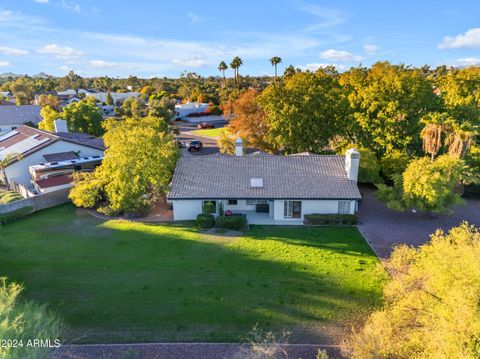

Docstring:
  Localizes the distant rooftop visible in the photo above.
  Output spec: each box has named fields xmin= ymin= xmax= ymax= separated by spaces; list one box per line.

xmin=0 ymin=105 xmax=41 ymax=125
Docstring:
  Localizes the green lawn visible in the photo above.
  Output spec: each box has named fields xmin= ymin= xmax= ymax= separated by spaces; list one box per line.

xmin=191 ymin=127 xmax=226 ymax=138
xmin=0 ymin=205 xmax=386 ymax=344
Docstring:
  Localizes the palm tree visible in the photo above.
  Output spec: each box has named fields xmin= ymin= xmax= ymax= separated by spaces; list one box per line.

xmin=269 ymin=56 xmax=282 ymax=77
xmin=230 ymin=57 xmax=243 ymax=89
xmin=445 ymin=122 xmax=477 ymax=159
xmin=420 ymin=112 xmax=451 ymax=161
xmin=218 ymin=61 xmax=228 ymax=86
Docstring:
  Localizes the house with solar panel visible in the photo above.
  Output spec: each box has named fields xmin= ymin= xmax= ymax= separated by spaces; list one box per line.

xmin=167 ymin=139 xmax=361 ymax=225
xmin=0 ymin=121 xmax=104 ymax=197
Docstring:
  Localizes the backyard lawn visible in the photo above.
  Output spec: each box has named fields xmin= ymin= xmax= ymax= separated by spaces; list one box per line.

xmin=0 ymin=205 xmax=386 ymax=344
xmin=191 ymin=127 xmax=226 ymax=138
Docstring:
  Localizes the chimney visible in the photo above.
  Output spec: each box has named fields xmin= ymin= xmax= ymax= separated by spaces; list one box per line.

xmin=53 ymin=119 xmax=68 ymax=133
xmin=345 ymin=148 xmax=360 ymax=181
xmin=235 ymin=138 xmax=244 ymax=157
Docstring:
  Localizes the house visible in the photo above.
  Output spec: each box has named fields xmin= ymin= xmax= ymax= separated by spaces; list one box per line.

xmin=86 ymin=92 xmax=140 ymax=104
xmin=175 ymin=102 xmax=209 ymax=119
xmin=167 ymin=140 xmax=361 ymax=225
xmin=0 ymin=105 xmax=41 ymax=134
xmin=0 ymin=124 xmax=104 ymax=196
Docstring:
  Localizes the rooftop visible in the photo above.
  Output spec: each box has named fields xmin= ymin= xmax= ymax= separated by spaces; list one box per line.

xmin=168 ymin=154 xmax=361 ymax=200
xmin=0 ymin=105 xmax=41 ymax=126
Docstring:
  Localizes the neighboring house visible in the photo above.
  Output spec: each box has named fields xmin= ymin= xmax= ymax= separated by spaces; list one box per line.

xmin=86 ymin=92 xmax=140 ymax=104
xmin=0 ymin=105 xmax=41 ymax=134
xmin=168 ymin=140 xmax=361 ymax=225
xmin=175 ymin=102 xmax=209 ymax=119
xmin=0 ymin=125 xmax=104 ymax=195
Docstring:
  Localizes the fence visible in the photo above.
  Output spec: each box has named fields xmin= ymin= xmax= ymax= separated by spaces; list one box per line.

xmin=0 ymin=188 xmax=70 ymax=216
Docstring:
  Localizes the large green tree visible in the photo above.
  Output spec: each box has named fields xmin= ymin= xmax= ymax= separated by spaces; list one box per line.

xmin=351 ymin=223 xmax=480 ymax=359
xmin=60 ymin=97 xmax=103 ymax=136
xmin=258 ymin=68 xmax=349 ymax=154
xmin=340 ymin=62 xmax=439 ymax=154
xmin=70 ymin=116 xmax=178 ymax=214
xmin=38 ymin=106 xmax=59 ymax=132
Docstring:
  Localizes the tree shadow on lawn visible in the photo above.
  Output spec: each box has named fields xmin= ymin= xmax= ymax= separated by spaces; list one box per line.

xmin=0 ymin=207 xmax=385 ymax=345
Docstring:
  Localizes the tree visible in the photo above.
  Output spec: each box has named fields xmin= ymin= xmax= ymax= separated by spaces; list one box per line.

xmin=340 ymin=145 xmax=383 ymax=184
xmin=269 ymin=56 xmax=282 ymax=77
xmin=118 ymin=97 xmax=146 ymax=118
xmin=105 ymin=92 xmax=114 ymax=106
xmin=38 ymin=106 xmax=59 ymax=132
xmin=218 ymin=61 xmax=228 ymax=86
xmin=350 ymin=223 xmax=480 ymax=359
xmin=445 ymin=121 xmax=477 ymax=159
xmin=420 ymin=112 xmax=452 ymax=161
xmin=58 ymin=71 xmax=83 ymax=90
xmin=70 ymin=116 xmax=179 ymax=214
xmin=376 ymin=154 xmax=468 ymax=214
xmin=230 ymin=57 xmax=243 ymax=89
xmin=227 ymin=88 xmax=272 ymax=152
xmin=9 ymin=77 xmax=36 ymax=105
xmin=0 ymin=277 xmax=62 ymax=359
xmin=258 ymin=68 xmax=349 ymax=154
xmin=36 ymin=94 xmax=59 ymax=110
xmin=60 ymin=97 xmax=103 ymax=136
xmin=339 ymin=62 xmax=439 ymax=154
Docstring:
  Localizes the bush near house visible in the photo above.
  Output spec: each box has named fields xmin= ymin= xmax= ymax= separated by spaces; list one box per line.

xmin=196 ymin=213 xmax=215 ymax=229
xmin=0 ymin=190 xmax=23 ymax=205
xmin=304 ymin=214 xmax=358 ymax=225
xmin=215 ymin=214 xmax=248 ymax=230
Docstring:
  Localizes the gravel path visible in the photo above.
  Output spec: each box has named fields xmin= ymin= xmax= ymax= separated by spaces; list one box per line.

xmin=357 ymin=186 xmax=480 ymax=259
xmin=53 ymin=342 xmax=342 ymax=359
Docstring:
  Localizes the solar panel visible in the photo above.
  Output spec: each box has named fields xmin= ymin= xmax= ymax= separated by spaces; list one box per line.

xmin=0 ymin=136 xmax=50 ymax=159
xmin=0 ymin=130 xmax=19 ymax=142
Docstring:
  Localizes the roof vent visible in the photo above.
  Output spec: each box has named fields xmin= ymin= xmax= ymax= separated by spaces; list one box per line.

xmin=250 ymin=178 xmax=263 ymax=188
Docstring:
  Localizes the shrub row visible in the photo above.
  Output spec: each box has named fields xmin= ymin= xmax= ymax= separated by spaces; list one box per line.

xmin=0 ymin=191 xmax=23 ymax=205
xmin=0 ymin=206 xmax=34 ymax=224
xmin=196 ymin=213 xmax=248 ymax=230
xmin=304 ymin=214 xmax=358 ymax=225
xmin=215 ymin=214 xmax=248 ymax=230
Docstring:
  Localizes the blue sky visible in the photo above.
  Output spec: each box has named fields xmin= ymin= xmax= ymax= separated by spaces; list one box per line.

xmin=1 ymin=0 xmax=480 ymax=78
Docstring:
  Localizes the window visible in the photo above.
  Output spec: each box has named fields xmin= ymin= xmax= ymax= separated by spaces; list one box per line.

xmin=338 ymin=200 xmax=351 ymax=214
xmin=202 ymin=200 xmax=216 ymax=213
xmin=284 ymin=201 xmax=302 ymax=218
xmin=246 ymin=199 xmax=268 ymax=205
xmin=228 ymin=199 xmax=237 ymax=205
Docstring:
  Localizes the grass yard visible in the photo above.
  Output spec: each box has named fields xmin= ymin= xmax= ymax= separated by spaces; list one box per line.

xmin=0 ymin=205 xmax=386 ymax=344
xmin=191 ymin=127 xmax=226 ymax=138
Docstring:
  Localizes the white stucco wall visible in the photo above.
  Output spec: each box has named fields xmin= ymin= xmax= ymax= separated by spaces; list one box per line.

xmin=4 ymin=141 xmax=104 ymax=187
xmin=171 ymin=200 xmax=203 ymax=220
xmin=273 ymin=199 xmax=355 ymax=221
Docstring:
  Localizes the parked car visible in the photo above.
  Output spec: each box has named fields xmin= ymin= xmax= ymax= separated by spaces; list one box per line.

xmin=197 ymin=122 xmax=215 ymax=129
xmin=186 ymin=140 xmax=203 ymax=152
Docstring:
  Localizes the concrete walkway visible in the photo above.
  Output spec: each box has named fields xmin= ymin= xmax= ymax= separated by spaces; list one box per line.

xmin=53 ymin=342 xmax=342 ymax=359
xmin=357 ymin=186 xmax=480 ymax=259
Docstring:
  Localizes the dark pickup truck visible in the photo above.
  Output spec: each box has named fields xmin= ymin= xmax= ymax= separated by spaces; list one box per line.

xmin=186 ymin=140 xmax=203 ymax=152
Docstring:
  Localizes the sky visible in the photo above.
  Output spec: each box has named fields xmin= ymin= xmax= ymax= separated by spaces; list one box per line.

xmin=1 ymin=0 xmax=480 ymax=78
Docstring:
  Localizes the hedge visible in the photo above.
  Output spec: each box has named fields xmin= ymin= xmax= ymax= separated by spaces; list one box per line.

xmin=215 ymin=214 xmax=248 ymax=230
xmin=197 ymin=213 xmax=215 ymax=229
xmin=0 ymin=206 xmax=34 ymax=224
xmin=303 ymin=214 xmax=357 ymax=225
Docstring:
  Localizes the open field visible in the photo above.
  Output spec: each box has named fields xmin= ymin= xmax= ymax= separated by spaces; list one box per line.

xmin=0 ymin=205 xmax=385 ymax=344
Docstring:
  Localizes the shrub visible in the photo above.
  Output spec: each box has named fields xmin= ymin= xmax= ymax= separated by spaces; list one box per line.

xmin=197 ymin=213 xmax=215 ymax=229
xmin=202 ymin=201 xmax=215 ymax=214
xmin=304 ymin=214 xmax=357 ymax=225
xmin=0 ymin=206 xmax=34 ymax=224
xmin=218 ymin=201 xmax=225 ymax=216
xmin=0 ymin=190 xmax=23 ymax=204
xmin=215 ymin=214 xmax=247 ymax=230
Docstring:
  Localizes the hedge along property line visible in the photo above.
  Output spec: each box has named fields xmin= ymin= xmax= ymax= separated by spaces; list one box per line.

xmin=303 ymin=214 xmax=358 ymax=225
xmin=0 ymin=205 xmax=34 ymax=224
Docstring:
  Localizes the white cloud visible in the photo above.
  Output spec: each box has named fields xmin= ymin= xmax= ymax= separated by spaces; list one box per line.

xmin=89 ymin=59 xmax=133 ymax=70
xmin=0 ymin=61 xmax=11 ymax=67
xmin=364 ymin=44 xmax=379 ymax=54
xmin=37 ymin=44 xmax=83 ymax=59
xmin=172 ymin=55 xmax=207 ymax=68
xmin=34 ymin=0 xmax=49 ymax=3
xmin=187 ymin=12 xmax=203 ymax=24
xmin=439 ymin=28 xmax=480 ymax=49
xmin=455 ymin=57 xmax=480 ymax=66
xmin=319 ymin=49 xmax=363 ymax=62
xmin=0 ymin=46 xmax=29 ymax=56
xmin=299 ymin=62 xmax=346 ymax=71
xmin=298 ymin=3 xmax=345 ymax=30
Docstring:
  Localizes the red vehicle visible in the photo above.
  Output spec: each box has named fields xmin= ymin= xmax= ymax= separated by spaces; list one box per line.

xmin=197 ymin=122 xmax=215 ymax=129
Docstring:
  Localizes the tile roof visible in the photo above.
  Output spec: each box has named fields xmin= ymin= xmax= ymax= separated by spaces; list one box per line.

xmin=0 ymin=105 xmax=41 ymax=125
xmin=168 ymin=154 xmax=361 ymax=200
xmin=55 ymin=132 xmax=105 ymax=150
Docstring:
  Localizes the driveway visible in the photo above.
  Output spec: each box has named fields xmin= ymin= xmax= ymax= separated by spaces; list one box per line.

xmin=175 ymin=120 xmax=225 ymax=156
xmin=357 ymin=186 xmax=480 ymax=259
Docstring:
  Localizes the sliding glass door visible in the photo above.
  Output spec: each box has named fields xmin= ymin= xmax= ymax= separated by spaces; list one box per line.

xmin=284 ymin=201 xmax=302 ymax=218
